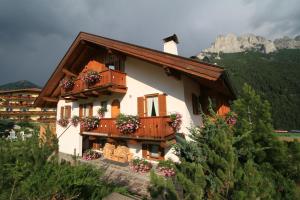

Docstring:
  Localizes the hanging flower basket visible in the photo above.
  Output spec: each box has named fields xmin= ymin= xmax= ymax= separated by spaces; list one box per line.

xmin=71 ymin=115 xmax=80 ymax=127
xmin=57 ymin=118 xmax=69 ymax=127
xmin=60 ymin=78 xmax=75 ymax=91
xmin=169 ymin=113 xmax=182 ymax=132
xmin=115 ymin=114 xmax=141 ymax=134
xmin=97 ymin=107 xmax=107 ymax=118
xmin=80 ymin=117 xmax=99 ymax=131
xmin=83 ymin=71 xmax=101 ymax=87
xmin=130 ymin=158 xmax=152 ymax=173
xmin=82 ymin=149 xmax=101 ymax=160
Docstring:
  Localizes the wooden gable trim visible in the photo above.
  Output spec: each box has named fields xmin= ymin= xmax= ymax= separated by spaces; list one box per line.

xmin=62 ymin=68 xmax=78 ymax=77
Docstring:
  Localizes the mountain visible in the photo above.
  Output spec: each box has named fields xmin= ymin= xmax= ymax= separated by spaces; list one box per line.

xmin=197 ymin=34 xmax=300 ymax=59
xmin=0 ymin=80 xmax=41 ymax=91
xmin=196 ymin=49 xmax=300 ymax=130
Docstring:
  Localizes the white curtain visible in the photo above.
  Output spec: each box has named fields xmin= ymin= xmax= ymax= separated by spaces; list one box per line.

xmin=147 ymin=97 xmax=159 ymax=117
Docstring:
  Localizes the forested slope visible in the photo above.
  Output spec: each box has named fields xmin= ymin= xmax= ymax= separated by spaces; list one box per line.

xmin=212 ymin=49 xmax=300 ymax=129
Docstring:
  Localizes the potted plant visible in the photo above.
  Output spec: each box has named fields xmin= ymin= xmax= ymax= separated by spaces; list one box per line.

xmin=115 ymin=114 xmax=140 ymax=134
xmin=83 ymin=71 xmax=101 ymax=87
xmin=169 ymin=112 xmax=182 ymax=132
xmin=57 ymin=118 xmax=69 ymax=127
xmin=60 ymin=78 xmax=75 ymax=91
xmin=71 ymin=115 xmax=80 ymax=127
xmin=157 ymin=160 xmax=176 ymax=177
xmin=130 ymin=158 xmax=152 ymax=173
xmin=82 ymin=149 xmax=101 ymax=160
xmin=80 ymin=116 xmax=99 ymax=131
xmin=97 ymin=107 xmax=107 ymax=118
xmin=226 ymin=112 xmax=237 ymax=126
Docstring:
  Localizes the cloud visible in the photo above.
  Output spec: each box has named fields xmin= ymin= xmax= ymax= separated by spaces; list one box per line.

xmin=0 ymin=0 xmax=298 ymax=86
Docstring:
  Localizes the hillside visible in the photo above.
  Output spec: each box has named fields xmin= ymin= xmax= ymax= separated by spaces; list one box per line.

xmin=0 ymin=80 xmax=41 ymax=90
xmin=209 ymin=49 xmax=300 ymax=130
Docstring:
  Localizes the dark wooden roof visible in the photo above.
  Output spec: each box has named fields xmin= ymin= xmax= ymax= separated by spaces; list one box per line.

xmin=35 ymin=32 xmax=234 ymax=107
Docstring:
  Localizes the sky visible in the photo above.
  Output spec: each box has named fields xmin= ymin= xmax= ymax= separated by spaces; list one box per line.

xmin=0 ymin=0 xmax=299 ymax=86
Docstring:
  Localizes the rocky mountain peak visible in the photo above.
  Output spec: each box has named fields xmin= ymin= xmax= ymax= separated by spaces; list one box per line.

xmin=197 ymin=33 xmax=300 ymax=59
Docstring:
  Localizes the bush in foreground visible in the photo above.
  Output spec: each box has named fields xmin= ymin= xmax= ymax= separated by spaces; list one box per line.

xmin=0 ymin=129 xmax=125 ymax=200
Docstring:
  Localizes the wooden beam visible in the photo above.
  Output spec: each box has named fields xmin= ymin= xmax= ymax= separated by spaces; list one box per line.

xmin=42 ymin=97 xmax=58 ymax=103
xmin=62 ymin=68 xmax=78 ymax=77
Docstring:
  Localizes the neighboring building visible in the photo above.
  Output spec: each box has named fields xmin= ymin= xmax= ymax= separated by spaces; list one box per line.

xmin=0 ymin=88 xmax=56 ymax=123
xmin=35 ymin=32 xmax=235 ymax=162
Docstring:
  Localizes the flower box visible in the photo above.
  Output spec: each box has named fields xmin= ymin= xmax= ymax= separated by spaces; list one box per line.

xmin=60 ymin=78 xmax=75 ymax=91
xmin=57 ymin=118 xmax=69 ymax=127
xmin=130 ymin=158 xmax=152 ymax=173
xmin=169 ymin=113 xmax=182 ymax=132
xmin=83 ymin=71 xmax=101 ymax=87
xmin=82 ymin=149 xmax=101 ymax=160
xmin=80 ymin=117 xmax=99 ymax=131
xmin=115 ymin=114 xmax=141 ymax=134
xmin=156 ymin=160 xmax=176 ymax=177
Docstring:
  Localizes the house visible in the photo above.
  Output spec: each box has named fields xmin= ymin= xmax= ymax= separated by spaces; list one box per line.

xmin=0 ymin=88 xmax=56 ymax=123
xmin=35 ymin=32 xmax=234 ymax=162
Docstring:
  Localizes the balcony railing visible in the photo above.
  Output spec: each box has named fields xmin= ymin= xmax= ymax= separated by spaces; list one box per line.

xmin=0 ymin=96 xmax=36 ymax=101
xmin=61 ymin=69 xmax=126 ymax=96
xmin=0 ymin=102 xmax=34 ymax=107
xmin=82 ymin=116 xmax=175 ymax=140
xmin=0 ymin=111 xmax=56 ymax=116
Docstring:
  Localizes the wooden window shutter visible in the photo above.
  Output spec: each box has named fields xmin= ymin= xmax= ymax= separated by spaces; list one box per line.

xmin=79 ymin=105 xmax=83 ymax=118
xmin=142 ymin=144 xmax=148 ymax=158
xmin=158 ymin=94 xmax=167 ymax=116
xmin=88 ymin=103 xmax=93 ymax=117
xmin=60 ymin=106 xmax=64 ymax=119
xmin=192 ymin=93 xmax=199 ymax=115
xmin=159 ymin=146 xmax=165 ymax=159
xmin=65 ymin=106 xmax=71 ymax=119
xmin=137 ymin=97 xmax=144 ymax=117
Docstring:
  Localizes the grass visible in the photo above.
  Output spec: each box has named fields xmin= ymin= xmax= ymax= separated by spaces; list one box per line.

xmin=273 ymin=132 xmax=300 ymax=138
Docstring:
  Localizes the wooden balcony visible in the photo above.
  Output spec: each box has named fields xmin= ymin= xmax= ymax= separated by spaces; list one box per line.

xmin=61 ymin=69 xmax=127 ymax=98
xmin=0 ymin=111 xmax=56 ymax=116
xmin=0 ymin=96 xmax=36 ymax=101
xmin=0 ymin=102 xmax=34 ymax=107
xmin=82 ymin=116 xmax=175 ymax=141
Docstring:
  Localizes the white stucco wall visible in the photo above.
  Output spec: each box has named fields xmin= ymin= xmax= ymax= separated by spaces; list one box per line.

xmin=122 ymin=57 xmax=201 ymax=135
xmin=56 ymin=100 xmax=82 ymax=156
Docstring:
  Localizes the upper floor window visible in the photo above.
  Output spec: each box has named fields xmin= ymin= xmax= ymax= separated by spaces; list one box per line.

xmin=104 ymin=54 xmax=125 ymax=72
xmin=137 ymin=94 xmax=167 ymax=117
xmin=79 ymin=103 xmax=93 ymax=118
xmin=6 ymin=107 xmax=12 ymax=112
xmin=60 ymin=105 xmax=71 ymax=119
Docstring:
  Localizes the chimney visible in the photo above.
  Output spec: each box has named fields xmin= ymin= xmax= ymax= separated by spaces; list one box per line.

xmin=163 ymin=34 xmax=179 ymax=55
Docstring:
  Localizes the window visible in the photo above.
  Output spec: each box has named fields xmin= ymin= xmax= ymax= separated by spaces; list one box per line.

xmin=21 ymin=108 xmax=28 ymax=112
xmin=142 ymin=144 xmax=164 ymax=160
xmin=192 ymin=93 xmax=200 ymax=115
xmin=149 ymin=145 xmax=160 ymax=158
xmin=101 ymin=101 xmax=108 ymax=111
xmin=6 ymin=107 xmax=12 ymax=112
xmin=79 ymin=103 xmax=93 ymax=118
xmin=60 ymin=105 xmax=71 ymax=119
xmin=146 ymin=96 xmax=159 ymax=117
xmin=137 ymin=94 xmax=167 ymax=117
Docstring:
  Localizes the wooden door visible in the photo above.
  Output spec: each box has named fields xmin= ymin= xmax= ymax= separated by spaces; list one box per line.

xmin=111 ymin=99 xmax=120 ymax=118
